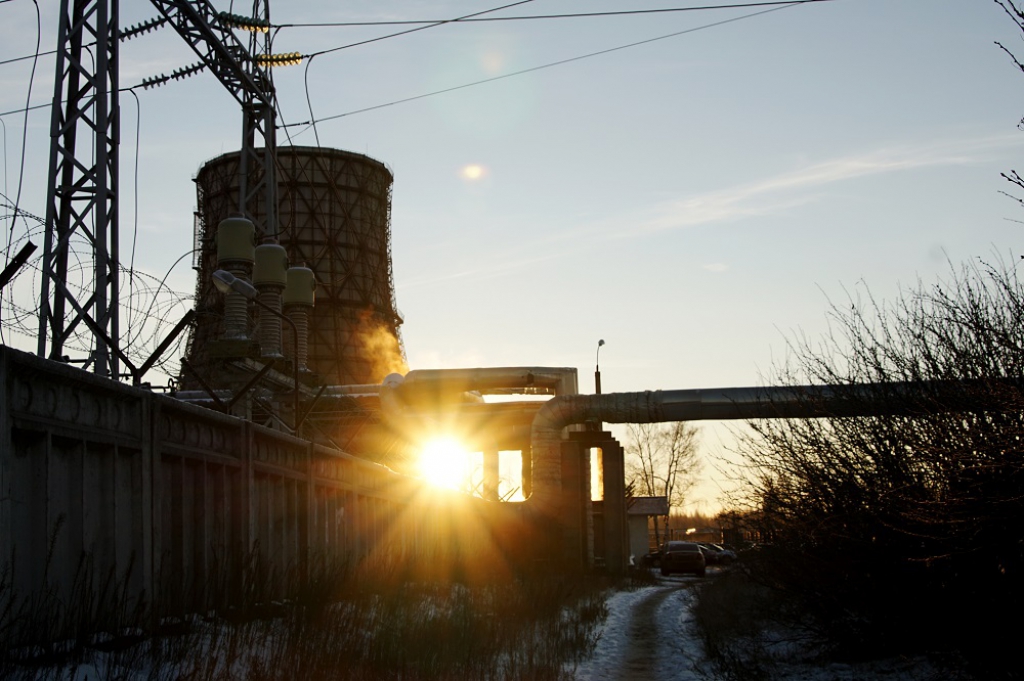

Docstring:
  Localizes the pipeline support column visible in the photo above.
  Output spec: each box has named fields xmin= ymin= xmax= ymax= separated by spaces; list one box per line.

xmin=601 ymin=437 xmax=627 ymax=574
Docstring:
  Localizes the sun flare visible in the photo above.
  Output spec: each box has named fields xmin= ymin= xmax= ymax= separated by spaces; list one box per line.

xmin=418 ymin=437 xmax=472 ymax=490
xmin=460 ymin=164 xmax=485 ymax=180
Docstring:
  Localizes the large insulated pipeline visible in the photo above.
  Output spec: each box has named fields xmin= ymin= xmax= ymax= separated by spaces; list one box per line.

xmin=400 ymin=367 xmax=577 ymax=396
xmin=379 ymin=371 xmax=998 ymax=522
xmin=522 ymin=386 xmax=808 ymax=514
xmin=525 ymin=380 xmax=1005 ymax=516
xmin=380 ymin=367 xmax=577 ymax=424
xmin=378 ymin=368 xmax=579 ymax=463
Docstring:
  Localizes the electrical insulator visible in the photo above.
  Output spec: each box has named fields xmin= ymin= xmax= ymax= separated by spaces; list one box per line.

xmin=217 ymin=11 xmax=270 ymax=33
xmin=140 ymin=62 xmax=207 ymax=90
xmin=119 ymin=16 xmax=167 ymax=41
xmin=256 ymin=52 xmax=304 ymax=68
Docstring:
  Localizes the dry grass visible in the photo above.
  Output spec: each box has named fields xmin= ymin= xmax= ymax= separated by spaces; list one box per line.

xmin=0 ymin=539 xmax=612 ymax=681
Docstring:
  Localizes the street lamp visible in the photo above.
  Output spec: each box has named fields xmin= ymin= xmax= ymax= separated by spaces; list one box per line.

xmin=212 ymin=269 xmax=301 ymax=433
xmin=595 ymin=339 xmax=605 ymax=395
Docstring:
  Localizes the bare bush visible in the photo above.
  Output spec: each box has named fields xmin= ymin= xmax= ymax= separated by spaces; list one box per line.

xmin=734 ymin=259 xmax=1024 ymax=676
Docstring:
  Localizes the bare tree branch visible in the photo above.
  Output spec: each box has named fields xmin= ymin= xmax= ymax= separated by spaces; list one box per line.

xmin=626 ymin=422 xmax=703 ymax=545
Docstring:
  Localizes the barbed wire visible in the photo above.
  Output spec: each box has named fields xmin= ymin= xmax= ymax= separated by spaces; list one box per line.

xmin=1 ymin=201 xmax=194 ymax=385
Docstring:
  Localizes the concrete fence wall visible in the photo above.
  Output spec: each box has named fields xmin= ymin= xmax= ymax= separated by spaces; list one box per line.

xmin=0 ymin=346 xmax=509 ymax=620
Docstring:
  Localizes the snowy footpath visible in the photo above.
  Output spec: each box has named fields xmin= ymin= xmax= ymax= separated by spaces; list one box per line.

xmin=571 ymin=574 xmax=958 ymax=681
xmin=572 ymin=577 xmax=703 ymax=681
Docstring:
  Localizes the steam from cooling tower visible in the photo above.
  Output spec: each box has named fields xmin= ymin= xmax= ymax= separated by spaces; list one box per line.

xmin=355 ymin=307 xmax=409 ymax=379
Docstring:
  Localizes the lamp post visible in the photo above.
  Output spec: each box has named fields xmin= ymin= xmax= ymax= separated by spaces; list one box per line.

xmin=595 ymin=339 xmax=605 ymax=395
xmin=213 ymin=269 xmax=301 ymax=434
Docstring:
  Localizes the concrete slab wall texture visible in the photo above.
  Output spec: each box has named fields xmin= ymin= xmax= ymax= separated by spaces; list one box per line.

xmin=0 ymin=346 xmax=504 ymax=625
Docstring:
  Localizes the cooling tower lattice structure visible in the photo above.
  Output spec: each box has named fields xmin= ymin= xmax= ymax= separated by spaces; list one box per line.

xmin=185 ymin=146 xmax=405 ymax=388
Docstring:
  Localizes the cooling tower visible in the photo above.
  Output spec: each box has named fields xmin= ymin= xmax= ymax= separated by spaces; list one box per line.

xmin=185 ymin=146 xmax=405 ymax=388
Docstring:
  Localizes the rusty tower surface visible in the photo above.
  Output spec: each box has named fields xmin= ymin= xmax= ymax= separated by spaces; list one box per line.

xmin=185 ymin=146 xmax=405 ymax=388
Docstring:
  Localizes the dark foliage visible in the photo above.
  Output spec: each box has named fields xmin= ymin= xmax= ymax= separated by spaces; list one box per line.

xmin=735 ymin=260 xmax=1024 ymax=678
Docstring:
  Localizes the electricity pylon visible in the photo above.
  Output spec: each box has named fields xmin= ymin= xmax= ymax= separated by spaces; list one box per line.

xmin=38 ymin=0 xmax=122 ymax=376
xmin=37 ymin=0 xmax=279 ymax=378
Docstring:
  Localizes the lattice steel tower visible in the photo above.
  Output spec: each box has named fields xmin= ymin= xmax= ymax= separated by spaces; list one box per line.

xmin=38 ymin=0 xmax=122 ymax=377
xmin=37 ymin=0 xmax=280 ymax=380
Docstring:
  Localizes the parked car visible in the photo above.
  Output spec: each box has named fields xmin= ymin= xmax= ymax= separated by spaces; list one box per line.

xmin=697 ymin=542 xmax=737 ymax=566
xmin=696 ymin=543 xmax=719 ymax=565
xmin=659 ymin=541 xmax=706 ymax=577
xmin=708 ymin=543 xmax=738 ymax=564
xmin=639 ymin=548 xmax=661 ymax=568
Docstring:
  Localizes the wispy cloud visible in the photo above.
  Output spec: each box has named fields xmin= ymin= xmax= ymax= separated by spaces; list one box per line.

xmin=627 ymin=134 xmax=1024 ymax=236
xmin=400 ymin=135 xmax=1024 ymax=287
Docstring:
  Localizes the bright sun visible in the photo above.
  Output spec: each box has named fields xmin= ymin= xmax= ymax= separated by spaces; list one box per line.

xmin=418 ymin=438 xmax=472 ymax=490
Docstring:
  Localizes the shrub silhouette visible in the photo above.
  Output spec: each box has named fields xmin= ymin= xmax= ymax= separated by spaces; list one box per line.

xmin=735 ymin=259 xmax=1024 ymax=677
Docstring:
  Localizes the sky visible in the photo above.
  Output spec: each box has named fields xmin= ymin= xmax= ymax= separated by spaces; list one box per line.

xmin=2 ymin=0 xmax=1023 ymax=510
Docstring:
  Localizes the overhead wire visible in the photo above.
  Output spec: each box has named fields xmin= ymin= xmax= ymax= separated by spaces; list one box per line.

xmin=0 ymin=101 xmax=49 ymax=119
xmin=284 ymin=2 xmax=804 ymax=133
xmin=3 ymin=29 xmax=171 ymax=365
xmin=1 ymin=15 xmax=160 ymax=70
xmin=0 ymin=9 xmax=221 ymax=378
xmin=2 ymin=117 xmax=7 ymax=237
xmin=0 ymin=1 xmax=837 ymax=71
xmin=302 ymin=0 xmax=540 ymax=145
xmin=120 ymin=249 xmax=196 ymax=376
xmin=126 ymin=88 xmax=141 ymax=346
xmin=281 ymin=0 xmax=835 ymax=28
xmin=272 ymin=25 xmax=302 ymax=150
xmin=113 ymin=20 xmax=189 ymax=367
xmin=0 ymin=0 xmax=833 ymax=373
xmin=0 ymin=0 xmax=842 ymax=120
xmin=303 ymin=0 xmax=540 ymax=60
xmin=0 ymin=47 xmax=58 ymax=68
xmin=0 ymin=191 xmax=195 ymax=382
xmin=3 ymin=0 xmax=40 ymax=346
xmin=6 ymin=0 xmax=40 ymax=253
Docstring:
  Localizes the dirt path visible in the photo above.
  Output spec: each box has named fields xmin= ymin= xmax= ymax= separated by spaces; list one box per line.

xmin=573 ymin=577 xmax=703 ymax=681
xmin=616 ymin=585 xmax=681 ymax=680
xmin=575 ymin=572 xmax=948 ymax=681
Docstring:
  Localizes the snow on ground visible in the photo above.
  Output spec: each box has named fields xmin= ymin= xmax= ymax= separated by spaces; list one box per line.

xmin=572 ymin=571 xmax=967 ymax=681
xmin=23 ymin=572 xmax=972 ymax=681
xmin=572 ymin=578 xmax=705 ymax=681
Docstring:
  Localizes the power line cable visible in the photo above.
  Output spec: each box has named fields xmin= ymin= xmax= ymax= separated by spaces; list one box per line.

xmin=1 ymin=15 xmax=164 ymax=72
xmin=1 ymin=117 xmax=7 ymax=234
xmin=0 ymin=0 xmax=842 ymax=116
xmin=0 ymin=101 xmax=48 ymax=119
xmin=0 ymin=1 xmax=836 ymax=70
xmin=285 ymin=2 xmax=800 ymax=133
xmin=6 ymin=0 xmax=39 ymax=253
xmin=281 ymin=0 xmax=834 ymax=28
xmin=0 ymin=47 xmax=57 ymax=68
xmin=304 ymin=0 xmax=539 ymax=59
xmin=2 ymin=0 xmax=40 ymax=346
xmin=126 ymin=88 xmax=141 ymax=345
xmin=302 ymin=0 xmax=540 ymax=144
xmin=1 ymin=79 xmax=177 ymax=121
xmin=1 ymin=14 xmax=163 ymax=70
